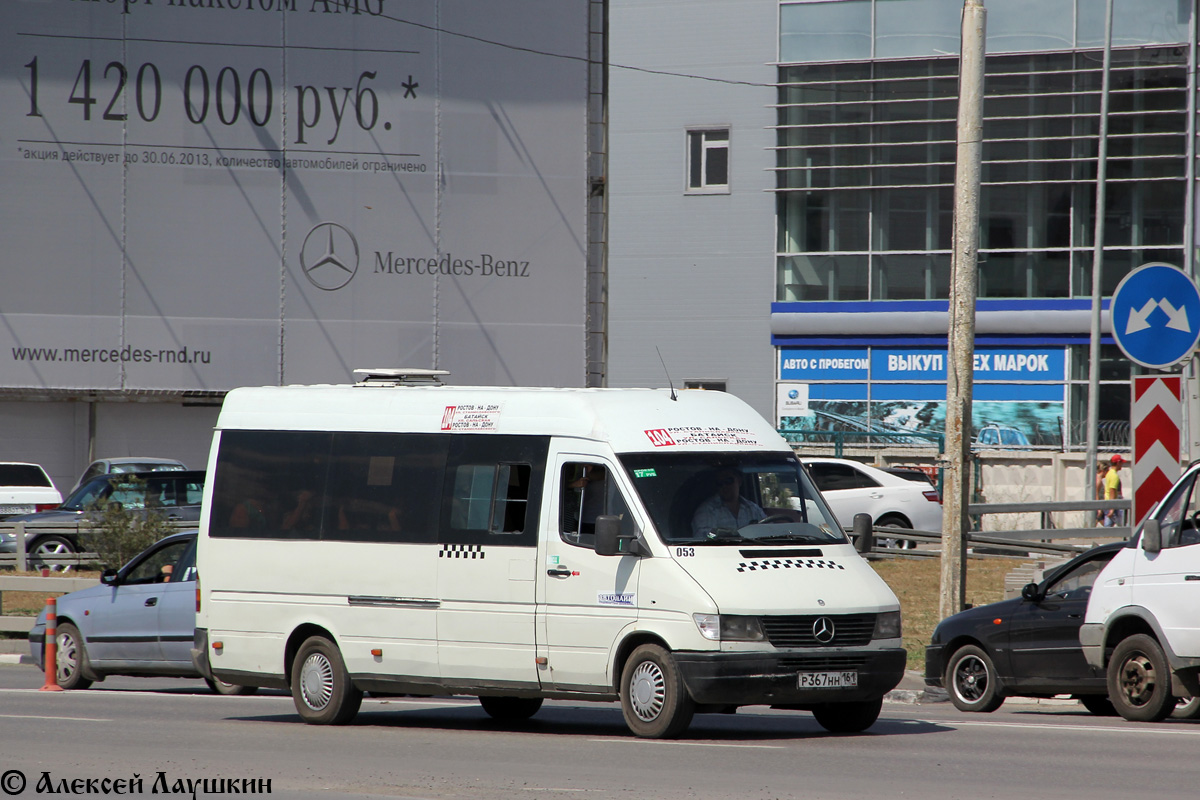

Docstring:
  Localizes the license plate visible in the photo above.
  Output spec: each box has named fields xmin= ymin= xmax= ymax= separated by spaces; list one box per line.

xmin=798 ymin=671 xmax=858 ymax=689
xmin=0 ymin=504 xmax=33 ymax=515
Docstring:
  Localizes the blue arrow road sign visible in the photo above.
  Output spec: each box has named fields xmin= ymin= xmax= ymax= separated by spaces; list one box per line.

xmin=1110 ymin=262 xmax=1200 ymax=369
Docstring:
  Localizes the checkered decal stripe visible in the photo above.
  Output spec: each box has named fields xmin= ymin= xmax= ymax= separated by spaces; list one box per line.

xmin=736 ymin=558 xmax=844 ymax=572
xmin=440 ymin=544 xmax=485 ymax=559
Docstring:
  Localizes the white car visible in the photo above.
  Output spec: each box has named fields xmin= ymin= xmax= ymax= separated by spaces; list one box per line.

xmin=801 ymin=458 xmax=942 ymax=549
xmin=0 ymin=462 xmax=62 ymax=520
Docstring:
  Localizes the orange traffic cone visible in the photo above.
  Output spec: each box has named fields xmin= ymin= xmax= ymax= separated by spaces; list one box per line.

xmin=40 ymin=597 xmax=64 ymax=692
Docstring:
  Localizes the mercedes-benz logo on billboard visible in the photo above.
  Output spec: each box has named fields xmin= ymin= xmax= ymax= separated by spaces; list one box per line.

xmin=300 ymin=222 xmax=359 ymax=291
xmin=812 ymin=616 xmax=835 ymax=644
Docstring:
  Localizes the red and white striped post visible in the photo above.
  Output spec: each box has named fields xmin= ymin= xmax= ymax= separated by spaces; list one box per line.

xmin=1132 ymin=375 xmax=1183 ymax=525
xmin=40 ymin=596 xmax=63 ymax=692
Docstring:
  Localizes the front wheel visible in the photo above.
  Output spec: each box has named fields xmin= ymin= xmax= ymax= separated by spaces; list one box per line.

xmin=55 ymin=622 xmax=93 ymax=690
xmin=946 ymin=644 xmax=1003 ymax=712
xmin=811 ymin=698 xmax=882 ymax=734
xmin=619 ymin=644 xmax=695 ymax=738
xmin=290 ymin=636 xmax=362 ymax=725
xmin=479 ymin=696 xmax=543 ymax=721
xmin=1107 ymin=634 xmax=1175 ymax=722
xmin=205 ymin=677 xmax=258 ymax=696
xmin=1078 ymin=694 xmax=1117 ymax=717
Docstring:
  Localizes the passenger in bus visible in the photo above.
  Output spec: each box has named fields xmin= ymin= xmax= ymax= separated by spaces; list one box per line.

xmin=691 ymin=468 xmax=764 ymax=536
xmin=281 ymin=489 xmax=319 ymax=532
xmin=337 ymin=497 xmax=402 ymax=532
xmin=229 ymin=494 xmax=268 ymax=529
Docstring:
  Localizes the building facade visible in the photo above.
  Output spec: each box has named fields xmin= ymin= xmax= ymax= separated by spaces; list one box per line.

xmin=609 ymin=0 xmax=1197 ymax=453
xmin=1 ymin=1 xmax=603 ymax=490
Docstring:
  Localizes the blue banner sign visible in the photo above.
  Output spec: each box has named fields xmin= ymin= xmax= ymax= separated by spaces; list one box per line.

xmin=872 ymin=347 xmax=1065 ymax=382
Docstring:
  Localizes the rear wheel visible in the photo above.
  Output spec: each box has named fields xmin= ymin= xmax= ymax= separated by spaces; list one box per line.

xmin=811 ymin=698 xmax=883 ymax=733
xmin=1107 ymin=634 xmax=1175 ymax=722
xmin=55 ymin=622 xmax=93 ymax=690
xmin=946 ymin=644 xmax=1003 ymax=712
xmin=619 ymin=644 xmax=695 ymax=738
xmin=290 ymin=636 xmax=362 ymax=725
xmin=205 ymin=677 xmax=258 ymax=696
xmin=1173 ymin=696 xmax=1200 ymax=720
xmin=33 ymin=535 xmax=78 ymax=573
xmin=875 ymin=516 xmax=916 ymax=550
xmin=479 ymin=696 xmax=543 ymax=721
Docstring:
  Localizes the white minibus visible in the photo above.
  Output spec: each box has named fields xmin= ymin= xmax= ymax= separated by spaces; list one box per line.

xmin=192 ymin=370 xmax=905 ymax=738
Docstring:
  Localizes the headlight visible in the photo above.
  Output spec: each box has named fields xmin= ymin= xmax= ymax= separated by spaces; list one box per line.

xmin=693 ymin=613 xmax=765 ymax=642
xmin=873 ymin=610 xmax=902 ymax=639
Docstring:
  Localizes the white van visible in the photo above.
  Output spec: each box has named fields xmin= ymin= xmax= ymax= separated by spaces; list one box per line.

xmin=192 ymin=371 xmax=905 ymax=738
xmin=1081 ymin=460 xmax=1200 ymax=721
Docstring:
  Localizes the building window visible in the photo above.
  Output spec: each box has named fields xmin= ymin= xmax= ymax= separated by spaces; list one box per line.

xmin=774 ymin=49 xmax=1189 ymax=301
xmin=687 ymin=128 xmax=730 ymax=193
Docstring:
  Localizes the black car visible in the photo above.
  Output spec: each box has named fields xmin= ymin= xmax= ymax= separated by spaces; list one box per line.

xmin=0 ymin=470 xmax=206 ymax=562
xmin=925 ymin=542 xmax=1127 ymax=715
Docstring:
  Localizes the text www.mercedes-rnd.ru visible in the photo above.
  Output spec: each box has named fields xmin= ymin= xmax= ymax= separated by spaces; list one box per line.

xmin=11 ymin=345 xmax=212 ymax=365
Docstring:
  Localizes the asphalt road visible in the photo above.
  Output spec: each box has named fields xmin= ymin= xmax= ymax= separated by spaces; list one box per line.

xmin=1 ymin=664 xmax=1197 ymax=800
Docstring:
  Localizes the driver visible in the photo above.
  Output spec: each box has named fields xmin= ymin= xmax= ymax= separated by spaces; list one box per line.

xmin=691 ymin=468 xmax=764 ymax=536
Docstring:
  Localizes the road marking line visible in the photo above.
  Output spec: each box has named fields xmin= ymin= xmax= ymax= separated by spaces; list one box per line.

xmin=0 ymin=714 xmax=111 ymax=722
xmin=589 ymin=738 xmax=783 ymax=749
xmin=946 ymin=719 xmax=1200 ymax=736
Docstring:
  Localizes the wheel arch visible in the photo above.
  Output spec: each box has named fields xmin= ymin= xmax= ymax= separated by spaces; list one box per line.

xmin=1102 ymin=609 xmax=1167 ymax=667
xmin=611 ymin=630 xmax=672 ymax=695
xmin=284 ymin=623 xmax=338 ymax=687
xmin=875 ymin=512 xmax=912 ymax=527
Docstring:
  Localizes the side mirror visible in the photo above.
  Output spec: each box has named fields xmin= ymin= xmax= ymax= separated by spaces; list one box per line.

xmin=852 ymin=513 xmax=874 ymax=553
xmin=100 ymin=568 xmax=120 ymax=586
xmin=1142 ymin=518 xmax=1162 ymax=554
xmin=594 ymin=515 xmax=644 ymax=557
xmin=1020 ymin=582 xmax=1042 ymax=602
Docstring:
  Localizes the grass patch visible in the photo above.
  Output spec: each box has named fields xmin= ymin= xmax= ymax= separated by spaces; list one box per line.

xmin=871 ymin=555 xmax=1026 ymax=672
xmin=0 ymin=570 xmax=102 ymax=624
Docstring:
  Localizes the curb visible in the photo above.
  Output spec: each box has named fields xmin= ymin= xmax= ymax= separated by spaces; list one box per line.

xmin=0 ymin=653 xmax=32 ymax=666
xmin=886 ymin=687 xmax=947 ymax=705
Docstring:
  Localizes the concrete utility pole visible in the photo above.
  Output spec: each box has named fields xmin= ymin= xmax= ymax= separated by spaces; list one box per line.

xmin=940 ymin=0 xmax=986 ymax=621
xmin=1085 ymin=0 xmax=1115 ymax=508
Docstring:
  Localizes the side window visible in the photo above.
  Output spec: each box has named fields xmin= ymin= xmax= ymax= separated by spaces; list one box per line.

xmin=122 ymin=539 xmax=193 ymax=585
xmin=1155 ymin=472 xmax=1196 ymax=549
xmin=1044 ymin=557 xmax=1107 ymax=601
xmin=439 ymin=435 xmax=547 ymax=546
xmin=808 ymin=463 xmax=878 ymax=491
xmin=560 ymin=463 xmax=633 ymax=549
xmin=449 ymin=463 xmax=531 ymax=535
xmin=686 ymin=128 xmax=729 ymax=193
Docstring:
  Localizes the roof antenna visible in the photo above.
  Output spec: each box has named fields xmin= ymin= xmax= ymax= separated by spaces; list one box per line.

xmin=656 ymin=346 xmax=678 ymax=401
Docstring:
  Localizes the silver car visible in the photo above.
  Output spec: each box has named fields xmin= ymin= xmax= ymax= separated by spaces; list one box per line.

xmin=28 ymin=531 xmax=252 ymax=695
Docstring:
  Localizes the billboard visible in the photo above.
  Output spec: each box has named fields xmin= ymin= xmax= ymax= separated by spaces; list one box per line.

xmin=1 ymin=0 xmax=590 ymax=391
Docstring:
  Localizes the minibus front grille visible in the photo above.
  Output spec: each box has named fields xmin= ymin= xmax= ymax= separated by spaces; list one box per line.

xmin=777 ymin=656 xmax=869 ymax=672
xmin=760 ymin=614 xmax=876 ymax=648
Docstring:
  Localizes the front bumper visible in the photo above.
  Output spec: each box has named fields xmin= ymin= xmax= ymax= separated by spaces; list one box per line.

xmin=924 ymin=643 xmax=946 ymax=688
xmin=673 ymin=648 xmax=907 ymax=706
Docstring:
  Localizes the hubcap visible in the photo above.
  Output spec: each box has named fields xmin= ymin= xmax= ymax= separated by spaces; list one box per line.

xmin=1118 ymin=652 xmax=1157 ymax=707
xmin=299 ymin=652 xmax=335 ymax=711
xmin=954 ymin=655 xmax=988 ymax=702
xmin=56 ymin=632 xmax=79 ymax=684
xmin=629 ymin=660 xmax=666 ymax=722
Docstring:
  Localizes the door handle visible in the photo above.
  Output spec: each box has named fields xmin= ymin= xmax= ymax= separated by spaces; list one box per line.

xmin=144 ymin=597 xmax=158 ymax=607
xmin=547 ymin=566 xmax=573 ymax=579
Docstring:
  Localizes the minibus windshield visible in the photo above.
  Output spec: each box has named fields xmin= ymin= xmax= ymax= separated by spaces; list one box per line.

xmin=619 ymin=452 xmax=847 ymax=546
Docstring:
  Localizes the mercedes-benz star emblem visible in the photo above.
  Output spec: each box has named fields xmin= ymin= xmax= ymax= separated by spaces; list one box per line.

xmin=812 ymin=616 xmax=836 ymax=644
xmin=300 ymin=222 xmax=359 ymax=291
